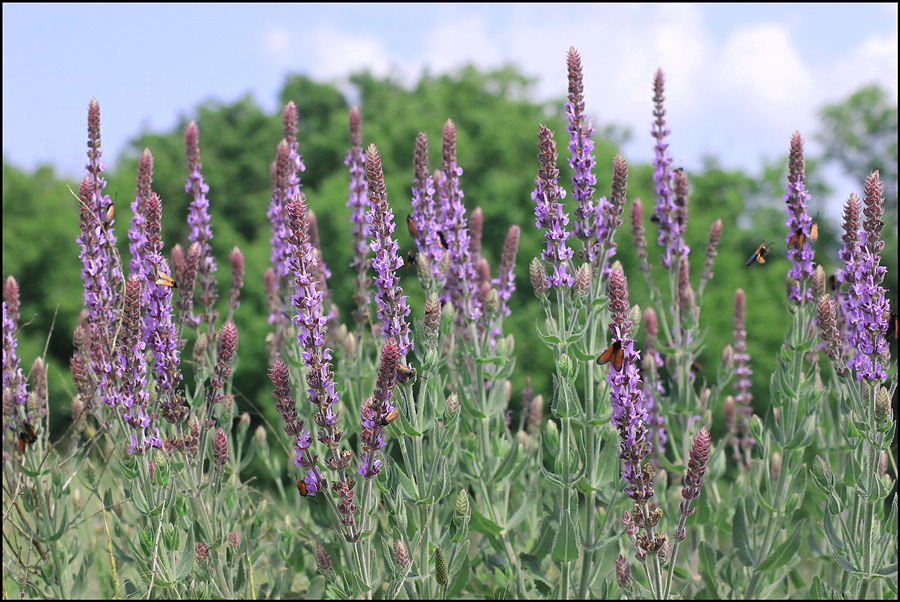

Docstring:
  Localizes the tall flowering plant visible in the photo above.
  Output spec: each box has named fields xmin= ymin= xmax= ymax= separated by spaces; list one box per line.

xmin=814 ymin=171 xmax=896 ymax=600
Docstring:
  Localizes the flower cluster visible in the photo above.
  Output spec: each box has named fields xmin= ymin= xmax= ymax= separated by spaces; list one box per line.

xmin=533 ymin=124 xmax=574 ymax=288
xmin=836 ymin=194 xmax=861 ymax=350
xmin=185 ymin=121 xmax=219 ymax=326
xmin=605 ymin=268 xmax=653 ymax=502
xmin=358 ymin=338 xmax=400 ymax=479
xmin=731 ymin=288 xmax=754 ymax=462
xmin=285 ymin=194 xmax=351 ymax=489
xmin=345 ymin=106 xmax=371 ymax=326
xmin=116 ymin=275 xmax=161 ymax=455
xmin=435 ymin=120 xmax=480 ymax=320
xmin=141 ymin=193 xmax=182 ymax=410
xmin=845 ymin=172 xmax=890 ymax=381
xmin=782 ymin=131 xmax=816 ymax=305
xmin=565 ymin=46 xmax=597 ymax=249
xmin=2 ymin=277 xmax=28 ymax=429
xmin=409 ymin=132 xmax=445 ymax=286
xmin=366 ymin=144 xmax=412 ymax=357
xmin=651 ymin=71 xmax=687 ymax=269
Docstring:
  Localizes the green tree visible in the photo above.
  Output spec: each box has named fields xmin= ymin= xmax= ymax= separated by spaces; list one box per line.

xmin=816 ymin=84 xmax=898 ymax=221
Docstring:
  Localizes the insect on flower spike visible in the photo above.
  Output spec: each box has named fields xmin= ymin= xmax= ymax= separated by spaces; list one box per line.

xmin=597 ymin=339 xmax=625 ymax=372
xmin=155 ymin=272 xmax=178 ymax=289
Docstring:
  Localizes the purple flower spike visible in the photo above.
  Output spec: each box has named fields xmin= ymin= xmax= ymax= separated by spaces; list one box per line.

xmin=346 ymin=106 xmax=372 ymax=326
xmin=783 ymin=131 xmax=815 ymax=304
xmin=141 ymin=193 xmax=182 ymax=410
xmin=359 ymin=338 xmax=400 ymax=479
xmin=410 ymin=132 xmax=446 ymax=285
xmin=650 ymin=71 xmax=687 ymax=269
xmin=533 ymin=124 xmax=574 ymax=288
xmin=605 ymin=268 xmax=652 ymax=502
xmin=565 ymin=47 xmax=597 ymax=250
xmin=846 ymin=172 xmax=890 ymax=381
xmin=185 ymin=121 xmax=218 ymax=327
xmin=434 ymin=120 xmax=480 ymax=320
xmin=366 ymin=144 xmax=413 ymax=357
xmin=3 ymin=278 xmax=28 ymax=427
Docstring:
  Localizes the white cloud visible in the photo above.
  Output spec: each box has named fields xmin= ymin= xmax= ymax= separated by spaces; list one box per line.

xmin=260 ymin=24 xmax=395 ymax=81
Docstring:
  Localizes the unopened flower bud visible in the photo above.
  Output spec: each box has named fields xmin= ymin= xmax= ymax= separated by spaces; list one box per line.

xmin=530 ymin=258 xmax=550 ymax=298
xmin=393 ymin=539 xmax=410 ymax=568
xmin=574 ymin=263 xmax=592 ymax=298
xmin=314 ymin=542 xmax=333 ymax=573
xmin=812 ymin=265 xmax=826 ymax=297
xmin=446 ymin=393 xmax=460 ymax=416
xmin=616 ymin=554 xmax=632 ymax=588
xmin=721 ymin=344 xmax=734 ymax=372
xmin=434 ymin=547 xmax=448 ymax=585
xmin=454 ymin=489 xmax=470 ymax=519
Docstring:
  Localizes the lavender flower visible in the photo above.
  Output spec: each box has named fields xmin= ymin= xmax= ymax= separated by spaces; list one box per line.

xmin=358 ymin=338 xmax=400 ymax=479
xmin=227 ymin=246 xmax=244 ymax=317
xmin=77 ymin=100 xmax=122 ymax=408
xmin=783 ymin=131 xmax=816 ymax=305
xmin=492 ymin=225 xmax=520 ymax=317
xmin=410 ymin=132 xmax=445 ymax=286
xmin=836 ymin=194 xmax=862 ymax=349
xmin=651 ymin=71 xmax=686 ymax=269
xmin=435 ymin=120 xmax=480 ymax=320
xmin=285 ymin=194 xmax=350 ymax=480
xmin=141 ymin=193 xmax=181 ymax=410
xmin=345 ymin=106 xmax=371 ymax=326
xmin=185 ymin=121 xmax=218 ymax=327
xmin=116 ymin=275 xmax=160 ymax=454
xmin=595 ymin=153 xmax=629 ymax=275
xmin=846 ymin=172 xmax=890 ymax=381
xmin=605 ymin=268 xmax=652 ymax=502
xmin=732 ymin=289 xmax=754 ymax=463
xmin=128 ymin=149 xmax=153 ymax=278
xmin=534 ymin=124 xmax=574 ymax=288
xmin=3 ymin=278 xmax=28 ymax=427
xmin=366 ymin=144 xmax=412 ymax=357
xmin=817 ymin=294 xmax=848 ymax=376
xmin=566 ymin=46 xmax=597 ymax=249
xmin=677 ymin=426 xmax=710 ymax=540
xmin=206 ymin=321 xmax=238 ymax=410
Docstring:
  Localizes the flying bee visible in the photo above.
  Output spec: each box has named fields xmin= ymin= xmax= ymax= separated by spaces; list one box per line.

xmin=746 ymin=242 xmax=773 ymax=267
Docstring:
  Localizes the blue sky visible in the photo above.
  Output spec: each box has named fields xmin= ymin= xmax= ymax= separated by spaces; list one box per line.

xmin=3 ymin=3 xmax=897 ymax=218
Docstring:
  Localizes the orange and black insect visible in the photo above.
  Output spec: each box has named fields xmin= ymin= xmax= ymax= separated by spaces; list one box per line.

xmin=155 ymin=272 xmax=178 ymax=289
xmin=295 ymin=477 xmax=309 ymax=497
xmin=405 ymin=248 xmax=418 ymax=271
xmin=396 ymin=362 xmax=416 ymax=384
xmin=101 ymin=202 xmax=115 ymax=230
xmin=886 ymin=312 xmax=898 ymax=341
xmin=17 ymin=422 xmax=37 ymax=454
xmin=436 ymin=230 xmax=449 ymax=249
xmin=379 ymin=408 xmax=399 ymax=427
xmin=828 ymin=274 xmax=839 ymax=294
xmin=596 ymin=340 xmax=624 ymax=372
xmin=407 ymin=215 xmax=418 ymax=239
xmin=746 ymin=242 xmax=772 ymax=267
xmin=690 ymin=360 xmax=704 ymax=374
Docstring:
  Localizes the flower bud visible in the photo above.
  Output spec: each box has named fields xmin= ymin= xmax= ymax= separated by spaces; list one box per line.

xmin=434 ymin=547 xmax=448 ymax=585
